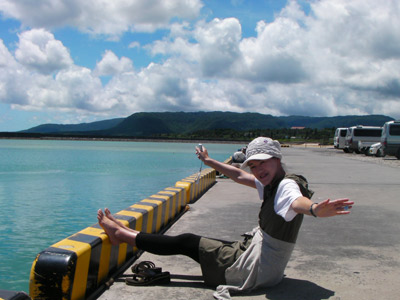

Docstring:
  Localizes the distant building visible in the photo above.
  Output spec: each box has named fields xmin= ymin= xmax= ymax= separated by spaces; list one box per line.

xmin=291 ymin=126 xmax=305 ymax=130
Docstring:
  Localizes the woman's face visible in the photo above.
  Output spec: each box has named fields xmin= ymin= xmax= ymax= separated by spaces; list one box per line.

xmin=247 ymin=158 xmax=283 ymax=186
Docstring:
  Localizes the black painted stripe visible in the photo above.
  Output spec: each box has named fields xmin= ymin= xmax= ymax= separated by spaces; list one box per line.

xmin=136 ymin=201 xmax=159 ymax=233
xmin=157 ymin=192 xmax=176 ymax=220
xmin=122 ymin=207 xmax=150 ymax=232
xmin=113 ymin=214 xmax=137 ymax=230
xmin=147 ymin=196 xmax=168 ymax=228
xmin=109 ymin=244 xmax=120 ymax=275
xmin=67 ymin=233 xmax=102 ymax=297
xmin=167 ymin=186 xmax=186 ymax=208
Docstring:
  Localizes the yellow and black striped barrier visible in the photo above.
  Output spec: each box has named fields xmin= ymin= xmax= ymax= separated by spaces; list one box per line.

xmin=29 ymin=168 xmax=216 ymax=300
xmin=175 ymin=168 xmax=216 ymax=203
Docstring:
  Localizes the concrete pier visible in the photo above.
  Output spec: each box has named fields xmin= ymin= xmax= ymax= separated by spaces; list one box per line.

xmin=97 ymin=147 xmax=400 ymax=300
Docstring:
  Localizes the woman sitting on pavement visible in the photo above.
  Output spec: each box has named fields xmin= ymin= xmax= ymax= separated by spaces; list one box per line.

xmin=98 ymin=136 xmax=354 ymax=300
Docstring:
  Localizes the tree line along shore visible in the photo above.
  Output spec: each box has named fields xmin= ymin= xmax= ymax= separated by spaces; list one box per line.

xmin=0 ymin=127 xmax=335 ymax=145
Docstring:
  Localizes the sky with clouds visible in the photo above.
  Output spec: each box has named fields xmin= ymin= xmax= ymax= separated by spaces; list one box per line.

xmin=0 ymin=0 xmax=399 ymax=131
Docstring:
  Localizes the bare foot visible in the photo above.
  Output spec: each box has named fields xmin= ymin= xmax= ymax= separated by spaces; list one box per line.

xmin=104 ymin=208 xmax=136 ymax=233
xmin=97 ymin=209 xmax=138 ymax=246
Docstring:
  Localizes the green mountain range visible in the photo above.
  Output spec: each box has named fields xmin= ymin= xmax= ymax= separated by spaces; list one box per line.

xmin=20 ymin=111 xmax=394 ymax=137
xmin=21 ymin=117 xmax=125 ymax=134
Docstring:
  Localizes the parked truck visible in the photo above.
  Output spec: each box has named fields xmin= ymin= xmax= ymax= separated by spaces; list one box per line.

xmin=381 ymin=120 xmax=400 ymax=159
xmin=334 ymin=127 xmax=347 ymax=149
xmin=344 ymin=125 xmax=382 ymax=154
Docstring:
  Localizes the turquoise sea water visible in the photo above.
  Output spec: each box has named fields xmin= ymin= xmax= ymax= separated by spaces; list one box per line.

xmin=0 ymin=139 xmax=240 ymax=293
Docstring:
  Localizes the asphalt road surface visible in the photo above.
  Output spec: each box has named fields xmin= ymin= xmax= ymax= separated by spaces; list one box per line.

xmin=98 ymin=146 xmax=400 ymax=300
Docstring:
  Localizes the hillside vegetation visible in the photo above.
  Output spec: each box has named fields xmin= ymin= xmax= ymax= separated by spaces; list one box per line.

xmin=17 ymin=111 xmax=394 ymax=143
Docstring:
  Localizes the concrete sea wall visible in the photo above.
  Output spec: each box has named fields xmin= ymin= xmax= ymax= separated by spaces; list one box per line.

xmin=28 ymin=167 xmax=217 ymax=300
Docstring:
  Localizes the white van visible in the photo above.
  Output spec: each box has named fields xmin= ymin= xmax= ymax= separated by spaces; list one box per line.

xmin=381 ymin=120 xmax=400 ymax=159
xmin=334 ymin=128 xmax=347 ymax=149
xmin=344 ymin=125 xmax=382 ymax=153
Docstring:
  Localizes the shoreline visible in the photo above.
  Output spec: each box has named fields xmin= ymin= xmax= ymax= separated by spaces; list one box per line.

xmin=0 ymin=135 xmax=248 ymax=145
xmin=0 ymin=136 xmax=334 ymax=147
xmin=0 ymin=133 xmax=331 ymax=147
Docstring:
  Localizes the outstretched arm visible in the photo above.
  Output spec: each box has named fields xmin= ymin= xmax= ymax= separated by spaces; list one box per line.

xmin=291 ymin=197 xmax=354 ymax=217
xmin=196 ymin=145 xmax=256 ymax=188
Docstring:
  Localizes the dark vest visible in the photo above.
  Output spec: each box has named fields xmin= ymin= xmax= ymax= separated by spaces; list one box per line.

xmin=259 ymin=174 xmax=314 ymax=244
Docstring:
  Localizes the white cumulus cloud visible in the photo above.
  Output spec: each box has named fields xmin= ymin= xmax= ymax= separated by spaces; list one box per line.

xmin=195 ymin=18 xmax=242 ymax=77
xmin=1 ymin=0 xmax=400 ymax=127
xmin=94 ymin=50 xmax=134 ymax=76
xmin=15 ymin=29 xmax=73 ymax=74
xmin=0 ymin=0 xmax=203 ymax=37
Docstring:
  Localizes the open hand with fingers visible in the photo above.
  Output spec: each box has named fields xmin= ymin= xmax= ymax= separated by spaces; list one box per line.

xmin=312 ymin=198 xmax=354 ymax=217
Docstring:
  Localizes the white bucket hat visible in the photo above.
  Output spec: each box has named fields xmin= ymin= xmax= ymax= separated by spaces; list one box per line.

xmin=241 ymin=137 xmax=282 ymax=169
